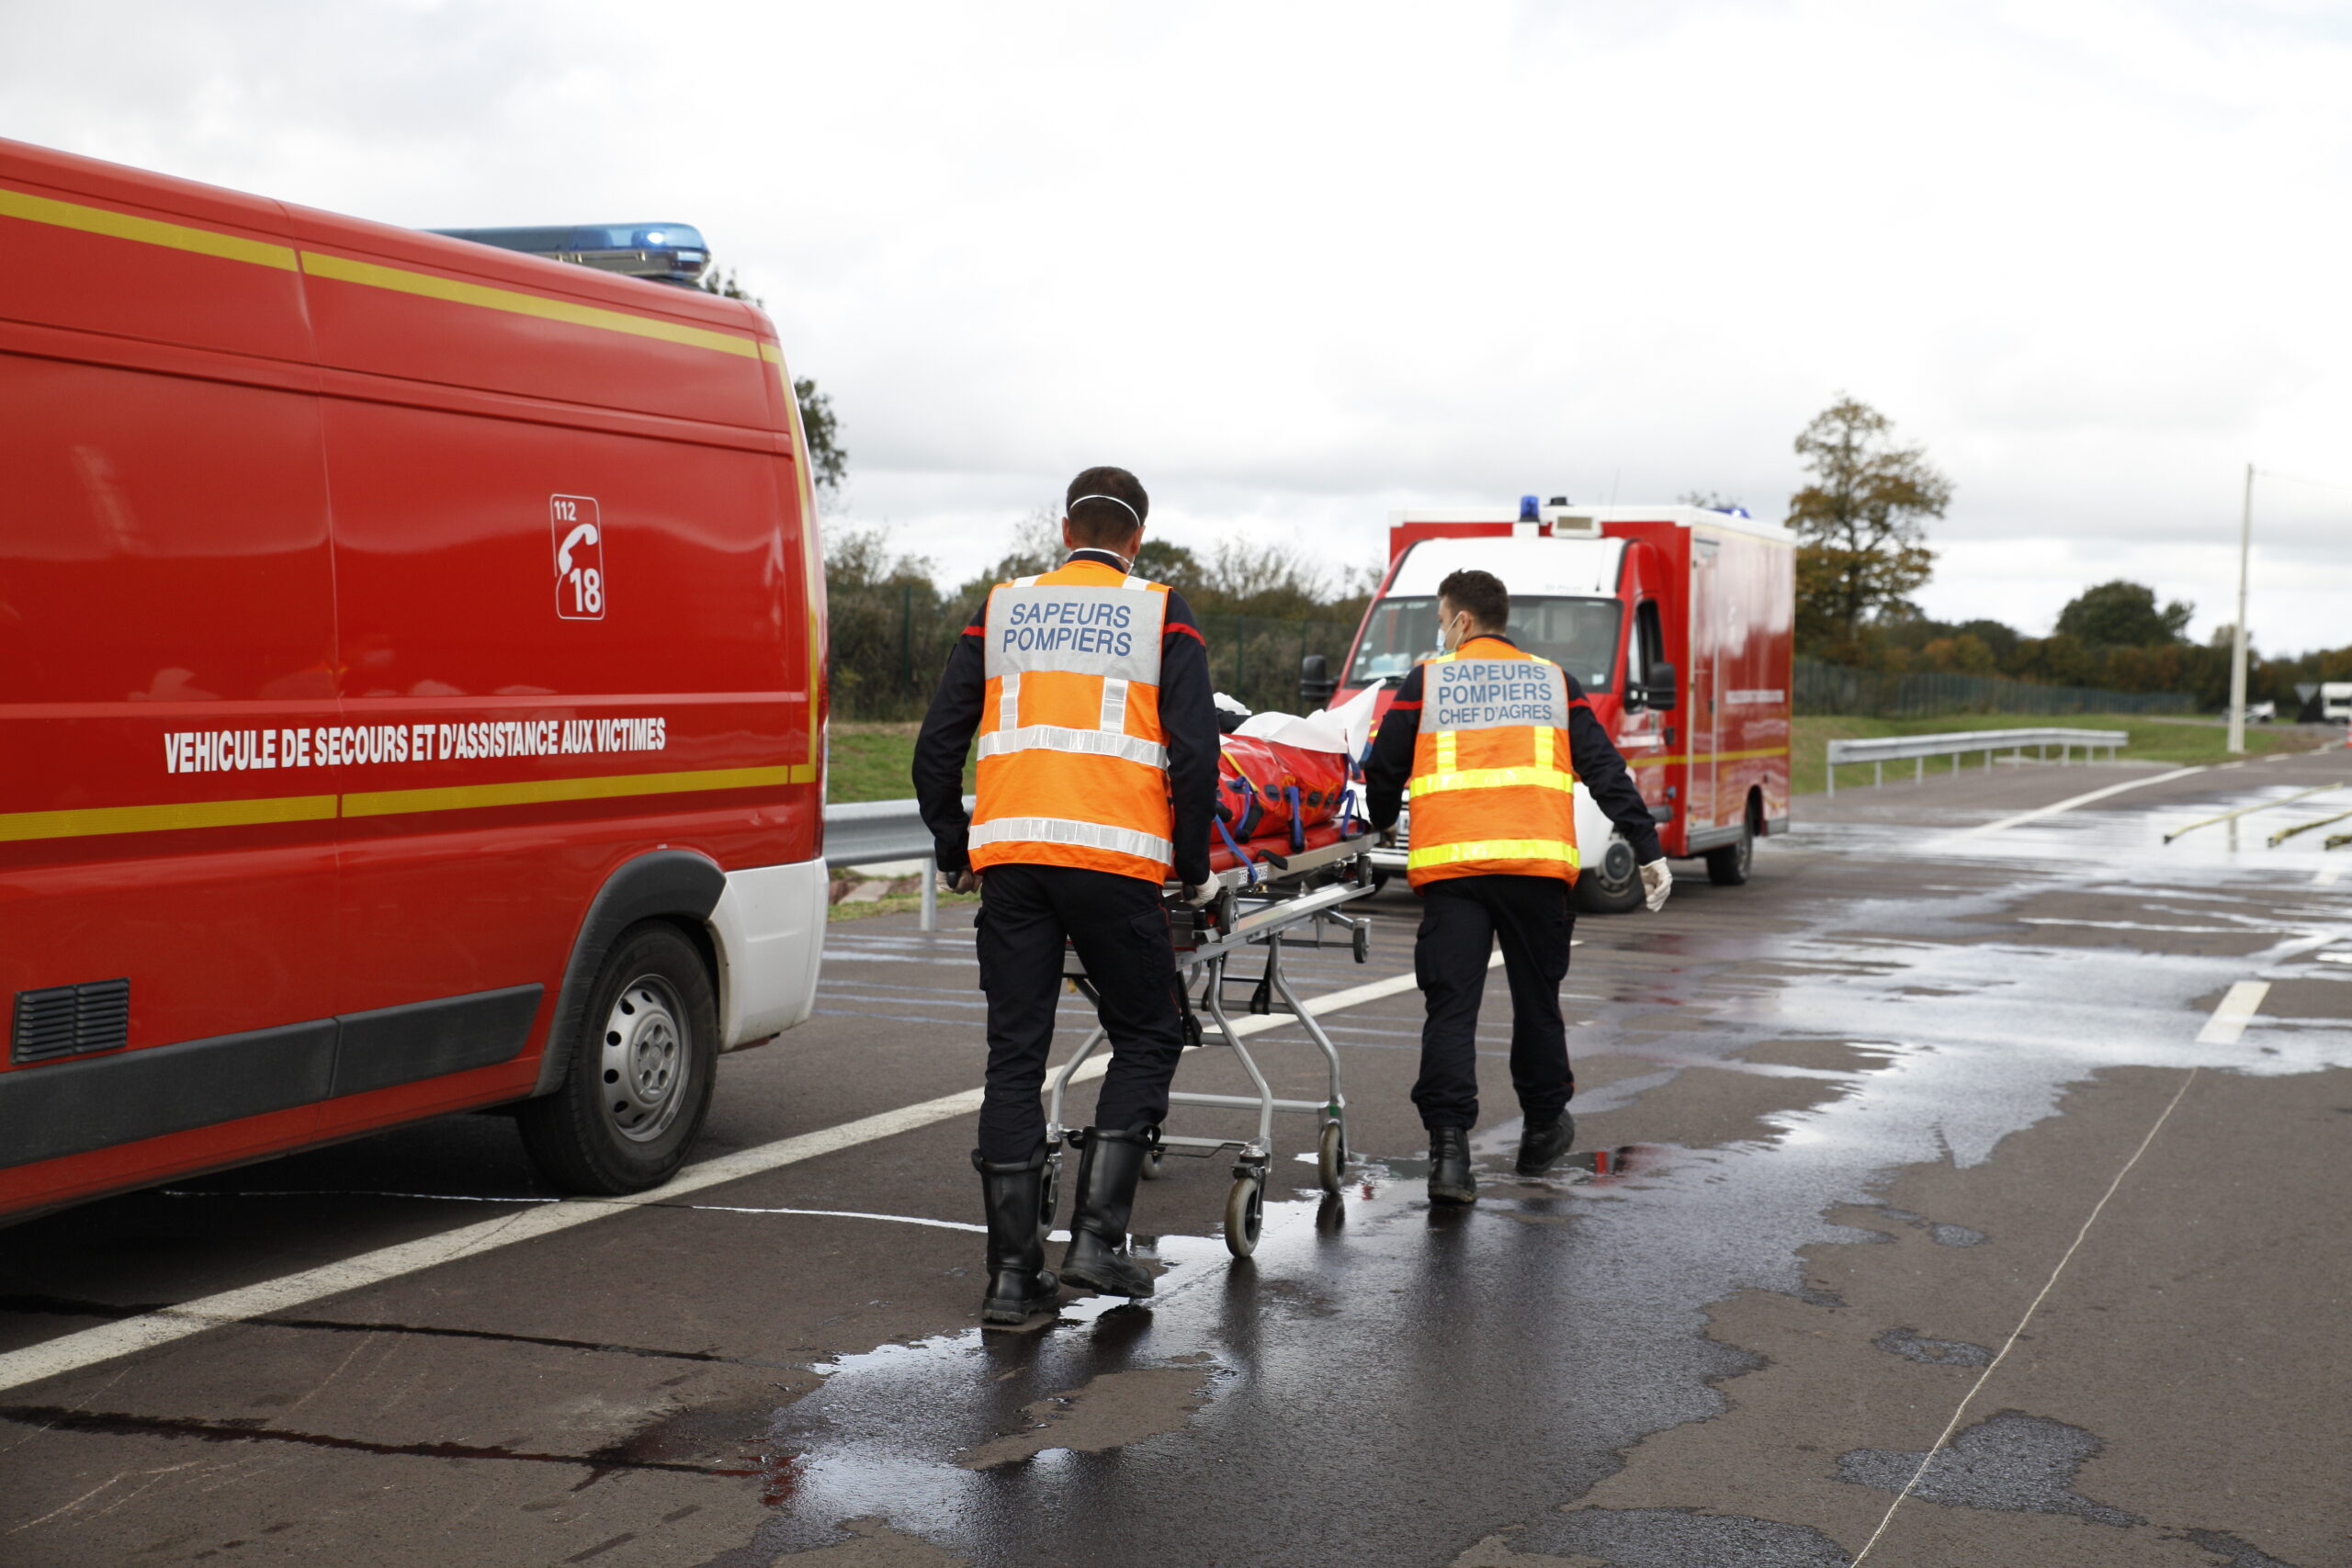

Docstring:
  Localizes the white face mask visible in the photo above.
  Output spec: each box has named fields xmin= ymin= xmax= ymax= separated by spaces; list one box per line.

xmin=1440 ymin=606 xmax=1469 ymax=652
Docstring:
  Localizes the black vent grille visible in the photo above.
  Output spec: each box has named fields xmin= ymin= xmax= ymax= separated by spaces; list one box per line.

xmin=12 ymin=979 xmax=131 ymax=1065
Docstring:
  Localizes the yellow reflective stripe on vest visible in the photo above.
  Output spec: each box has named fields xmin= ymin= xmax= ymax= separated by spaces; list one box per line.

xmin=968 ymin=815 xmax=1172 ymax=863
xmin=1410 ymin=765 xmax=1577 ymax=795
xmin=1407 ymin=837 xmax=1581 ymax=870
xmin=975 ymin=724 xmax=1168 ymax=769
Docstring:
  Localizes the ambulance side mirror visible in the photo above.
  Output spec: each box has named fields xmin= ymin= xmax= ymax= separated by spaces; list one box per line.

xmin=1644 ymin=662 xmax=1679 ymax=711
xmin=1300 ymin=654 xmax=1338 ymax=710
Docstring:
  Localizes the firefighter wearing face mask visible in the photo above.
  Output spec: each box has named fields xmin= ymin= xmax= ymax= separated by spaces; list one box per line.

xmin=1363 ymin=568 xmax=1671 ymax=1205
xmin=913 ymin=466 xmax=1219 ymax=1325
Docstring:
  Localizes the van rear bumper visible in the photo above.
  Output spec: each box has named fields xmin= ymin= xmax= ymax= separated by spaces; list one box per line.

xmin=709 ymin=859 xmax=829 ymax=1049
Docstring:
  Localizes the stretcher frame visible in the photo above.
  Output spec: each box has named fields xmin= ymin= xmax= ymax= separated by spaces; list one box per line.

xmin=1045 ymin=833 xmax=1378 ymax=1258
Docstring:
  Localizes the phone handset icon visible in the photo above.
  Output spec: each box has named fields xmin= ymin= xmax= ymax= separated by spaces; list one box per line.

xmin=558 ymin=521 xmax=600 ymax=574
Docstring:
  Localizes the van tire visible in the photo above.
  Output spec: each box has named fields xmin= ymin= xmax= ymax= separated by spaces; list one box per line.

xmin=1705 ymin=813 xmax=1755 ymax=886
xmin=518 ymin=921 xmax=718 ymax=1195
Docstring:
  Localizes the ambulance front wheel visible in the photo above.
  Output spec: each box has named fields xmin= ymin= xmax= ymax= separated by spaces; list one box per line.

xmin=518 ymin=921 xmax=718 ymax=1195
xmin=1572 ymin=838 xmax=1643 ymax=915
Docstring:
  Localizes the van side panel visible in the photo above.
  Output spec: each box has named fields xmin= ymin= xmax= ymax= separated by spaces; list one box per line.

xmin=313 ymin=356 xmax=808 ymax=1127
xmin=0 ymin=253 xmax=342 ymax=1214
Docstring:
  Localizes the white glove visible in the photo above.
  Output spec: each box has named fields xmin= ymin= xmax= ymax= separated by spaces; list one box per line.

xmin=1640 ymin=858 xmax=1672 ymax=913
xmin=1182 ymin=880 xmax=1219 ymax=907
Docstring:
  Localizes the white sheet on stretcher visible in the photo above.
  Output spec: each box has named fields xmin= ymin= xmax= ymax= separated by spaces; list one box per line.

xmin=1228 ymin=682 xmax=1380 ymax=760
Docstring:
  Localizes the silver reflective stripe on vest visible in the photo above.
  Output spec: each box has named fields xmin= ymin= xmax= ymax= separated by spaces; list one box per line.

xmin=968 ymin=816 xmax=1172 ymax=863
xmin=975 ymin=725 xmax=1168 ymax=768
xmin=1427 ymin=659 xmax=1569 ymax=732
xmin=1100 ymin=677 xmax=1130 ymax=735
xmin=998 ymin=670 xmax=1022 ymax=731
xmin=983 ymin=584 xmax=1165 ymax=683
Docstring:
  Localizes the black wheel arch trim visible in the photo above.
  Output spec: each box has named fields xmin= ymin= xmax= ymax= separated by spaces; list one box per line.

xmin=532 ymin=850 xmax=727 ymax=1097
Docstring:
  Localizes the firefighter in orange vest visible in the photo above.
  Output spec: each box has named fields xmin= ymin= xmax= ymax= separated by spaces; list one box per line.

xmin=914 ymin=467 xmax=1219 ymax=1324
xmin=1363 ymin=567 xmax=1672 ymax=1204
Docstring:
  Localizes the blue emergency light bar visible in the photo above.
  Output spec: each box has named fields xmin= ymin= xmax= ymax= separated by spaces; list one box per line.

xmin=429 ymin=222 xmax=710 ymax=285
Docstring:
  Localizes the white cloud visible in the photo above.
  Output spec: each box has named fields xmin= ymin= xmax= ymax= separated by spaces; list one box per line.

xmin=6 ymin=0 xmax=2346 ymax=649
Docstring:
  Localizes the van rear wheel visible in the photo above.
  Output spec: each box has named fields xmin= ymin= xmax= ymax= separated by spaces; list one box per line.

xmin=1705 ymin=818 xmax=1755 ymax=886
xmin=519 ymin=922 xmax=718 ymax=1195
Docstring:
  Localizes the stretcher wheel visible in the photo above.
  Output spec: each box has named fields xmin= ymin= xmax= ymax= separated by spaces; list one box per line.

xmin=1040 ymin=1153 xmax=1061 ymax=1241
xmin=1225 ymin=1174 xmax=1264 ymax=1258
xmin=1317 ymin=1121 xmax=1346 ymax=1196
xmin=1139 ymin=1146 xmax=1165 ymax=1180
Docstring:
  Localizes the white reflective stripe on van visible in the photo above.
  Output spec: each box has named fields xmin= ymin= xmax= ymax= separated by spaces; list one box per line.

xmin=969 ymin=816 xmax=1172 ymax=863
xmin=983 ymin=584 xmax=1165 ymax=683
xmin=998 ymin=670 xmax=1022 ymax=732
xmin=975 ymin=725 xmax=1167 ymax=768
xmin=1101 ymin=677 xmax=1130 ymax=736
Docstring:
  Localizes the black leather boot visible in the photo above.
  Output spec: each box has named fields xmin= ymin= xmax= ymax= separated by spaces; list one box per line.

xmin=1058 ymin=1127 xmax=1157 ymax=1298
xmin=972 ymin=1146 xmax=1058 ymax=1325
xmin=1516 ymin=1111 xmax=1577 ymax=1177
xmin=1428 ymin=1125 xmax=1476 ymax=1204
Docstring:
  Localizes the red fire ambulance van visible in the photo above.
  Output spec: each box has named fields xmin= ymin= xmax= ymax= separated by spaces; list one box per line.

xmin=0 ymin=140 xmax=829 ymax=1221
xmin=1334 ymin=502 xmax=1792 ymax=912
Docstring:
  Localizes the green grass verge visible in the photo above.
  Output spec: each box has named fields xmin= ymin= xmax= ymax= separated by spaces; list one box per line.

xmin=834 ymin=715 xmax=2327 ymax=807
xmin=1792 ymin=713 xmax=2322 ymax=797
xmin=829 ymin=887 xmax=979 ymax=923
xmin=828 ymin=722 xmax=972 ymax=804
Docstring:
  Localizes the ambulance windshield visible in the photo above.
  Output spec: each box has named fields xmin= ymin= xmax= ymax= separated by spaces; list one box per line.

xmin=1348 ymin=596 xmax=1623 ymax=692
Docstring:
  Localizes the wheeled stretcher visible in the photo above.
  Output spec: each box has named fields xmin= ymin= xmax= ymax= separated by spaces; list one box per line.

xmin=1046 ymin=828 xmax=1380 ymax=1258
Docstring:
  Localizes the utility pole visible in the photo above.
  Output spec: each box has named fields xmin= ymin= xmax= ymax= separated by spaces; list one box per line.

xmin=2227 ymin=461 xmax=2253 ymax=755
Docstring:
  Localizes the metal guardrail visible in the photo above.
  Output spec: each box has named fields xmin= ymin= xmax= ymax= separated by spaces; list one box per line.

xmin=1825 ymin=728 xmax=2127 ymax=795
xmin=822 ymin=795 xmax=970 ymax=930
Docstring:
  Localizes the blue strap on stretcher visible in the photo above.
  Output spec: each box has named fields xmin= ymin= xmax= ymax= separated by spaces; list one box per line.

xmin=1284 ymin=785 xmax=1305 ymax=852
xmin=1213 ymin=814 xmax=1262 ymax=886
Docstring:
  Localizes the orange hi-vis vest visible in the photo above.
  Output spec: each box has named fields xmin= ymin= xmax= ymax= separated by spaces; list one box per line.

xmin=1406 ymin=636 xmax=1581 ymax=888
xmin=968 ymin=558 xmax=1175 ymax=883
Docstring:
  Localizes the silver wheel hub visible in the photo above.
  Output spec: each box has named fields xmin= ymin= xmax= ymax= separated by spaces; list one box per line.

xmin=599 ymin=975 xmax=687 ymax=1143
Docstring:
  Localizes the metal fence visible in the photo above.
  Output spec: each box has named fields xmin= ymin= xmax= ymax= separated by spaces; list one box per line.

xmin=1824 ymin=728 xmax=2128 ymax=795
xmin=1794 ymin=658 xmax=2190 ymax=718
xmin=1193 ymin=615 xmax=1359 ymax=716
xmin=828 ymin=592 xmax=1361 ymax=721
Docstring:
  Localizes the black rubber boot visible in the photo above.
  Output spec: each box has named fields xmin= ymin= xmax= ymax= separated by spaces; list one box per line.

xmin=1515 ymin=1111 xmax=1577 ymax=1177
xmin=972 ymin=1146 xmax=1059 ymax=1325
xmin=1058 ymin=1127 xmax=1157 ymax=1298
xmin=1428 ymin=1125 xmax=1477 ymax=1204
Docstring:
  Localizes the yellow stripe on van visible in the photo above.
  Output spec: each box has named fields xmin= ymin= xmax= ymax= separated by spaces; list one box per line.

xmin=340 ymin=763 xmax=809 ymax=819
xmin=299 ymin=251 xmax=763 ymax=360
xmin=0 ymin=184 xmax=298 ymax=271
xmin=1629 ymin=745 xmax=1791 ymax=767
xmin=0 ymin=794 xmax=336 ymax=843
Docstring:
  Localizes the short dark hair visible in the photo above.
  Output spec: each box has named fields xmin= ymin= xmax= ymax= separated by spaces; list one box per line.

xmin=1437 ymin=569 xmax=1509 ymax=633
xmin=1065 ymin=466 xmax=1149 ymax=547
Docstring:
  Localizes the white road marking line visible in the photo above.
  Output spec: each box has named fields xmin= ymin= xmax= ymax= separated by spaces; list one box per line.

xmin=2317 ymin=864 xmax=2343 ymax=887
xmin=1944 ymin=766 xmax=2207 ymax=841
xmin=0 ymin=953 xmax=1480 ymax=1395
xmin=2195 ymin=980 xmax=2270 ymax=1045
xmin=1849 ymin=1066 xmax=2201 ymax=1564
xmin=676 ymin=1204 xmax=987 ymax=1234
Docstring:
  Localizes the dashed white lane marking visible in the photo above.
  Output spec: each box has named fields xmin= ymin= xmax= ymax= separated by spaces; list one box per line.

xmin=2317 ymin=864 xmax=2343 ymax=887
xmin=2195 ymin=980 xmax=2270 ymax=1045
xmin=0 ymin=953 xmax=1489 ymax=1395
xmin=1944 ymin=766 xmax=2207 ymax=841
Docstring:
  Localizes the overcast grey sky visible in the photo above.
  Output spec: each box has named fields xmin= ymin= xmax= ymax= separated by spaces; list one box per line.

xmin=7 ymin=1 xmax=2346 ymax=649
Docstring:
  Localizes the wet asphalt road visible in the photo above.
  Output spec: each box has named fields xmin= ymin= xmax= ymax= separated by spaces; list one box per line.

xmin=2 ymin=747 xmax=2348 ymax=1567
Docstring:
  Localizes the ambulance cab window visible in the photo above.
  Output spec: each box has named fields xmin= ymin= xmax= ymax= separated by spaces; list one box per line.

xmin=1344 ymin=594 xmax=1623 ymax=690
